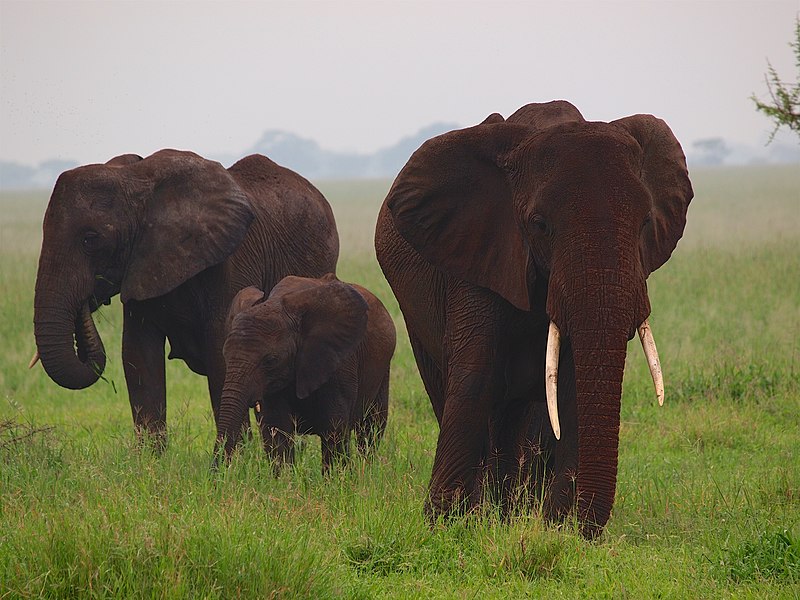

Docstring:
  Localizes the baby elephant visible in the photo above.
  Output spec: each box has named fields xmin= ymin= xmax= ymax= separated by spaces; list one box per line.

xmin=215 ymin=274 xmax=396 ymax=472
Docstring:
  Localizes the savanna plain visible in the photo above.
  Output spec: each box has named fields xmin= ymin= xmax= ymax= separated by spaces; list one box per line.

xmin=1 ymin=165 xmax=798 ymax=598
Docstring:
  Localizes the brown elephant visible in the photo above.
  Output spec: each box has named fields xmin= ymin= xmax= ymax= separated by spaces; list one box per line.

xmin=215 ymin=275 xmax=396 ymax=472
xmin=374 ymin=101 xmax=693 ymax=538
xmin=33 ymin=150 xmax=339 ymax=447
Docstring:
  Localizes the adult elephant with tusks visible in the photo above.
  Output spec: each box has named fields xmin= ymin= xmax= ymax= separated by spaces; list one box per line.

xmin=32 ymin=150 xmax=339 ymax=449
xmin=375 ymin=100 xmax=693 ymax=539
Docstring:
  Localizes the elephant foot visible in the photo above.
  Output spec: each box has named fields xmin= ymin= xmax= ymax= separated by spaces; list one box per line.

xmin=579 ymin=520 xmax=604 ymax=540
xmin=424 ymin=480 xmax=483 ymax=526
xmin=541 ymin=474 xmax=608 ymax=540
xmin=135 ymin=427 xmax=168 ymax=455
xmin=542 ymin=471 xmax=576 ymax=524
xmin=321 ymin=430 xmax=351 ymax=475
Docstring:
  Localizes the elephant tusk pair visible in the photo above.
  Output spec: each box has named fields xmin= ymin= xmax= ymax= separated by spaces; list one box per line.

xmin=543 ymin=318 xmax=664 ymax=441
xmin=28 ymin=350 xmax=40 ymax=369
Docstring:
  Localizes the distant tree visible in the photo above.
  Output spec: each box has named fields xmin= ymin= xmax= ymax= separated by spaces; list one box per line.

xmin=0 ymin=161 xmax=35 ymax=189
xmin=691 ymin=137 xmax=731 ymax=166
xmin=751 ymin=17 xmax=800 ymax=142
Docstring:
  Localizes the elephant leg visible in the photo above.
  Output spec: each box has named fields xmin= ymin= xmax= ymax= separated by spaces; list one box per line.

xmin=488 ymin=394 xmax=535 ymax=517
xmin=426 ymin=279 xmax=502 ymax=522
xmin=260 ymin=423 xmax=294 ymax=474
xmin=123 ymin=303 xmax=167 ymax=451
xmin=409 ymin=331 xmax=445 ymax=425
xmin=315 ymin=377 xmax=357 ymax=473
xmin=256 ymin=398 xmax=296 ymax=474
xmin=321 ymin=424 xmax=351 ymax=474
xmin=205 ymin=341 xmax=225 ymax=424
xmin=356 ymin=369 xmax=389 ymax=456
xmin=524 ymin=400 xmax=557 ymax=508
xmin=489 ymin=327 xmax=548 ymax=515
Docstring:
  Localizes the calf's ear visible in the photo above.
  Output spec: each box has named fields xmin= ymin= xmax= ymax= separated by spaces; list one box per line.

xmin=226 ymin=286 xmax=266 ymax=333
xmin=283 ymin=280 xmax=368 ymax=399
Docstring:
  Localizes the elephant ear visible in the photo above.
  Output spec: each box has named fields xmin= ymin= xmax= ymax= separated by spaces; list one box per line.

xmin=226 ymin=286 xmax=266 ymax=334
xmin=507 ymin=100 xmax=585 ymax=129
xmin=612 ymin=115 xmax=694 ymax=274
xmin=283 ymin=279 xmax=369 ymax=399
xmin=120 ymin=150 xmax=255 ymax=302
xmin=386 ymin=122 xmax=534 ymax=311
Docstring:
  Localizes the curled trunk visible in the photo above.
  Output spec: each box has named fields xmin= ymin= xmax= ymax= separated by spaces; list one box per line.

xmin=33 ymin=293 xmax=106 ymax=390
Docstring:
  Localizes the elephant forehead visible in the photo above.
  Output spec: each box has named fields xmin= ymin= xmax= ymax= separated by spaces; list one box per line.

xmin=50 ymin=167 xmax=128 ymax=213
xmin=514 ymin=122 xmax=641 ymax=173
xmin=511 ymin=135 xmax=642 ymax=206
xmin=230 ymin=310 xmax=288 ymax=340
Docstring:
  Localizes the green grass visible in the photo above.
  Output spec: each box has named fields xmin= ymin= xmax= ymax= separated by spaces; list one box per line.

xmin=1 ymin=165 xmax=799 ymax=598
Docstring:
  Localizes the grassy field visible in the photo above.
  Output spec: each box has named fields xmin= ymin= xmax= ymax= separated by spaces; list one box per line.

xmin=1 ymin=165 xmax=798 ymax=598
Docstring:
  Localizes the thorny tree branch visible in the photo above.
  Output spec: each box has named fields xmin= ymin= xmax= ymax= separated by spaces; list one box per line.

xmin=751 ymin=17 xmax=800 ymax=143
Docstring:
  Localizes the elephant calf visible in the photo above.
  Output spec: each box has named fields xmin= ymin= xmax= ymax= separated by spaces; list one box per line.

xmin=215 ymin=274 xmax=396 ymax=472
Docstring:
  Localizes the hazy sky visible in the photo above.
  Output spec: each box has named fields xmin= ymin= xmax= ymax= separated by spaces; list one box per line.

xmin=1 ymin=0 xmax=798 ymax=166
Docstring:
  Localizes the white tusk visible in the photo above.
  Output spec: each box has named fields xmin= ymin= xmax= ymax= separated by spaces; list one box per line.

xmin=545 ymin=321 xmax=561 ymax=440
xmin=638 ymin=319 xmax=664 ymax=406
xmin=28 ymin=350 xmax=40 ymax=369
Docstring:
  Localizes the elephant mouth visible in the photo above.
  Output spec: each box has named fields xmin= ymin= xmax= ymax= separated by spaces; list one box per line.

xmin=88 ymin=295 xmax=113 ymax=312
xmin=87 ymin=275 xmax=120 ymax=311
xmin=544 ymin=318 xmax=664 ymax=439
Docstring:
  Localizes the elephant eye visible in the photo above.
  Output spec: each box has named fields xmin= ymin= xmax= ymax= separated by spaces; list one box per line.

xmin=531 ymin=215 xmax=549 ymax=235
xmin=82 ymin=231 xmax=101 ymax=252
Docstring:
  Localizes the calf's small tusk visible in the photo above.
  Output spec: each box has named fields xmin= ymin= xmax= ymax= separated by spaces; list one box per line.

xmin=637 ymin=319 xmax=664 ymax=406
xmin=545 ymin=321 xmax=561 ymax=440
xmin=28 ymin=350 xmax=40 ymax=369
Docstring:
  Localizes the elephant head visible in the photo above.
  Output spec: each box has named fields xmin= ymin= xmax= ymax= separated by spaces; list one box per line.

xmin=33 ymin=150 xmax=254 ymax=390
xmin=386 ymin=101 xmax=692 ymax=536
xmin=216 ymin=276 xmax=368 ymax=458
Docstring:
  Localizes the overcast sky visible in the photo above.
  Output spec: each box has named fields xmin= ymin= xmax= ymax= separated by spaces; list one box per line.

xmin=1 ymin=0 xmax=798 ymax=166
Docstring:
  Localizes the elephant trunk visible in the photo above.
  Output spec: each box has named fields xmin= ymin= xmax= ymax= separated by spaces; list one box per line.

xmin=570 ymin=326 xmax=629 ymax=538
xmin=547 ymin=250 xmax=647 ymax=538
xmin=216 ymin=365 xmax=255 ymax=458
xmin=33 ymin=270 xmax=107 ymax=390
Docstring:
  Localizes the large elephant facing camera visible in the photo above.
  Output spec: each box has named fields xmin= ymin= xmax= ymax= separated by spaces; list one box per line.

xmin=375 ymin=101 xmax=693 ymax=538
xmin=33 ymin=150 xmax=339 ymax=445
